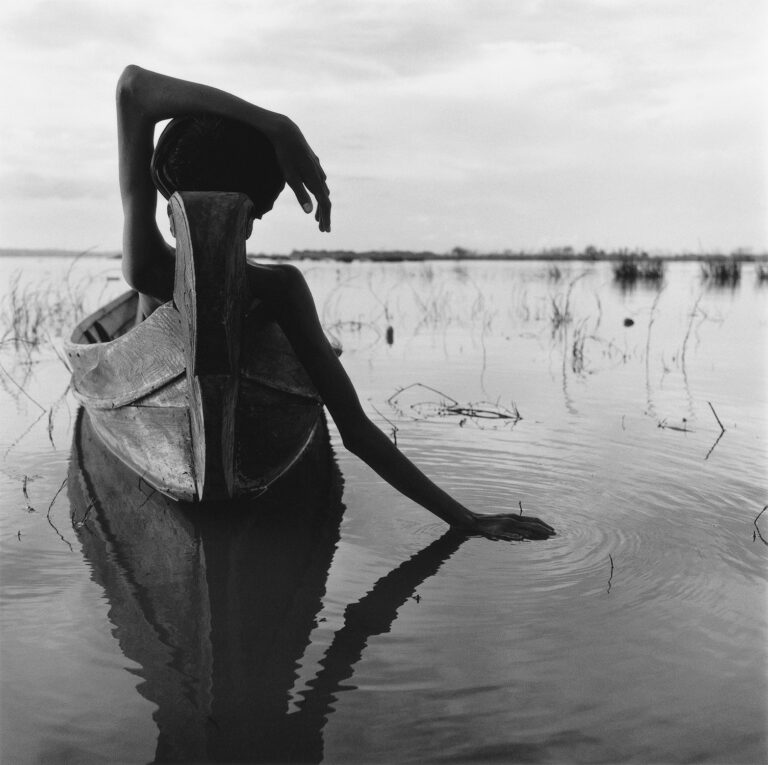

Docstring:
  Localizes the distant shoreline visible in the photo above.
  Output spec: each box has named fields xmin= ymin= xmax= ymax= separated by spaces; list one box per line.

xmin=1 ymin=247 xmax=767 ymax=263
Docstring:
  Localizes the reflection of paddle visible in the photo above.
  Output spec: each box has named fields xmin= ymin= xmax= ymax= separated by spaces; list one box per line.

xmin=285 ymin=530 xmax=465 ymax=762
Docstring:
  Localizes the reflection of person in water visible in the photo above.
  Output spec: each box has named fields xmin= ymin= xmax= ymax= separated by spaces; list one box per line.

xmin=117 ymin=65 xmax=554 ymax=541
xmin=70 ymin=410 xmax=465 ymax=762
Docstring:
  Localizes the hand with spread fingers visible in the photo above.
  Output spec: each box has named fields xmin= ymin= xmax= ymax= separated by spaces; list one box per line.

xmin=467 ymin=513 xmax=556 ymax=541
xmin=269 ymin=116 xmax=331 ymax=232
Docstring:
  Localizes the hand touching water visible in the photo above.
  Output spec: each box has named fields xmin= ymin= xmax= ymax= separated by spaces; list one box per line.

xmin=468 ymin=512 xmax=556 ymax=541
xmin=269 ymin=115 xmax=331 ymax=232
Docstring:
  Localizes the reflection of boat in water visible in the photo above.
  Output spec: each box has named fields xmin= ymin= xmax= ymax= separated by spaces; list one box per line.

xmin=69 ymin=408 xmax=463 ymax=763
xmin=65 ymin=192 xmax=328 ymax=502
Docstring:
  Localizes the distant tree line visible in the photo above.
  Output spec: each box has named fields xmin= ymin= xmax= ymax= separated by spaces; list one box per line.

xmin=249 ymin=245 xmax=767 ymax=263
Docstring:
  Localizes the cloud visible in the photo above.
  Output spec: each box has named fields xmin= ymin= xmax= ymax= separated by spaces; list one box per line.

xmin=2 ymin=0 xmax=157 ymax=50
xmin=203 ymin=0 xmax=557 ymax=88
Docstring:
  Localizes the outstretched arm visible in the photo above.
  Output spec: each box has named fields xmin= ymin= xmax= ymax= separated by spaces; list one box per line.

xmin=116 ymin=65 xmax=330 ymax=302
xmin=247 ymin=263 xmax=556 ymax=542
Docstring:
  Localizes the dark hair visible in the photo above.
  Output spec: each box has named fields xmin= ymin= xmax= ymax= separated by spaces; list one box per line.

xmin=151 ymin=115 xmax=285 ymax=218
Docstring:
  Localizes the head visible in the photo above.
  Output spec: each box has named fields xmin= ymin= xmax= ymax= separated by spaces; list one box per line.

xmin=151 ymin=115 xmax=285 ymax=235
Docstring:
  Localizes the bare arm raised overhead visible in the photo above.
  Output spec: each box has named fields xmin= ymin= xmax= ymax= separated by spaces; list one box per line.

xmin=116 ymin=64 xmax=329 ymax=308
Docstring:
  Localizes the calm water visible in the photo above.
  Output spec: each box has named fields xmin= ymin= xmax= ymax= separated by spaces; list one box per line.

xmin=1 ymin=256 xmax=766 ymax=763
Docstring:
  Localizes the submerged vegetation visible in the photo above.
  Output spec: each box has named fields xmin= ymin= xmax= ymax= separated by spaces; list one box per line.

xmin=0 ymin=262 xmax=123 ymax=454
xmin=0 ymin=252 xmax=117 ymax=356
xmin=1 ymin=273 xmax=86 ymax=354
xmin=612 ymin=255 xmax=665 ymax=285
xmin=386 ymin=382 xmax=522 ymax=430
xmin=701 ymin=257 xmax=741 ymax=286
xmin=0 ymin=255 xmax=760 ymax=463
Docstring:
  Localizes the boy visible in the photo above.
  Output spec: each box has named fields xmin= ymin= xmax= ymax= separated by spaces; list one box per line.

xmin=117 ymin=65 xmax=554 ymax=541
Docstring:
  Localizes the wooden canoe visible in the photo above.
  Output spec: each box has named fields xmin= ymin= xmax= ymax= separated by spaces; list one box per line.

xmin=65 ymin=191 xmax=328 ymax=502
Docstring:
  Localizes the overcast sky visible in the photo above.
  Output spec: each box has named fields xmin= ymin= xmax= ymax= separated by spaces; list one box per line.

xmin=1 ymin=0 xmax=765 ymax=254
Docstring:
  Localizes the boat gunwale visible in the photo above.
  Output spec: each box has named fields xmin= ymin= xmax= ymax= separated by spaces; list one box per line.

xmin=67 ymin=289 xmax=138 ymax=345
